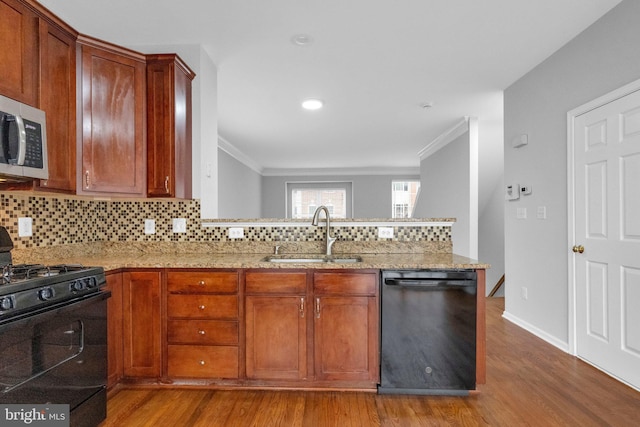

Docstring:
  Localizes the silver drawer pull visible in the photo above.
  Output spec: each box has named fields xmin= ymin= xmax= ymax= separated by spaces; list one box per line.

xmin=199 ymin=360 xmax=206 ymax=366
xmin=198 ymin=330 xmax=206 ymax=335
xmin=198 ymin=280 xmax=205 ymax=286
xmin=198 ymin=305 xmax=206 ymax=310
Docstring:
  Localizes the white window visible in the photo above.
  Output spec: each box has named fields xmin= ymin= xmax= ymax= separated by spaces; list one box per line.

xmin=392 ymin=180 xmax=420 ymax=218
xmin=287 ymin=182 xmax=352 ymax=219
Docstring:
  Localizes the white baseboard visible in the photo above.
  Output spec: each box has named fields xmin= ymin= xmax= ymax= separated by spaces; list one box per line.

xmin=501 ymin=310 xmax=570 ymax=353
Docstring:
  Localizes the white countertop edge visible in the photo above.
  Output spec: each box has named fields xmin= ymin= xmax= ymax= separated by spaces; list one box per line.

xmin=202 ymin=221 xmax=454 ymax=228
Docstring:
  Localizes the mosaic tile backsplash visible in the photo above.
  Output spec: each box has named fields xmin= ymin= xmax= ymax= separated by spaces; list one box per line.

xmin=0 ymin=193 xmax=452 ymax=251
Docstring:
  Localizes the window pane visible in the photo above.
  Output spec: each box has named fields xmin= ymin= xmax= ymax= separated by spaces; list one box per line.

xmin=392 ymin=180 xmax=420 ymax=218
xmin=291 ymin=188 xmax=346 ymax=219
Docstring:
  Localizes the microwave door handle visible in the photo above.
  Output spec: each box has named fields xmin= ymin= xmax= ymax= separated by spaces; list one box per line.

xmin=14 ymin=115 xmax=26 ymax=165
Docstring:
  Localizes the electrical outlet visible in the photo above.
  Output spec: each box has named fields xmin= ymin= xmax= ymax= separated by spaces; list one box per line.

xmin=144 ymin=219 xmax=156 ymax=235
xmin=521 ymin=287 xmax=528 ymax=300
xmin=18 ymin=217 xmax=33 ymax=237
xmin=228 ymin=227 xmax=244 ymax=239
xmin=378 ymin=227 xmax=394 ymax=239
xmin=172 ymin=218 xmax=187 ymax=233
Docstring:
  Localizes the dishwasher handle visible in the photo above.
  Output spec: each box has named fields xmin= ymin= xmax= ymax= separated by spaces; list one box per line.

xmin=384 ymin=278 xmax=476 ymax=288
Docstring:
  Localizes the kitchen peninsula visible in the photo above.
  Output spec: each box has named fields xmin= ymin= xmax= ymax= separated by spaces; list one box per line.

xmin=8 ymin=207 xmax=488 ymax=395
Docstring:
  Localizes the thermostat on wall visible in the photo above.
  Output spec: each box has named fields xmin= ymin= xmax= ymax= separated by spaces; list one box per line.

xmin=505 ymin=183 xmax=520 ymax=201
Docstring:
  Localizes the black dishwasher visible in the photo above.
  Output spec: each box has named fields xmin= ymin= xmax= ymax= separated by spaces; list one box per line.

xmin=378 ymin=269 xmax=477 ymax=395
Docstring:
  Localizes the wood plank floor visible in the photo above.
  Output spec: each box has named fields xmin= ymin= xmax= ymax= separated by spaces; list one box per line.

xmin=101 ymin=298 xmax=640 ymax=426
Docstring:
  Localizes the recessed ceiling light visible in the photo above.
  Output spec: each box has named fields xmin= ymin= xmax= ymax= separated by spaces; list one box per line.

xmin=291 ymin=34 xmax=313 ymax=46
xmin=302 ymin=98 xmax=324 ymax=110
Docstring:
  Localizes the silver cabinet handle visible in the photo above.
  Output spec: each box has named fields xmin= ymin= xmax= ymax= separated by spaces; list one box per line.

xmin=85 ymin=171 xmax=90 ymax=189
xmin=198 ymin=305 xmax=205 ymax=310
xmin=299 ymin=297 xmax=305 ymax=318
xmin=164 ymin=176 xmax=170 ymax=193
xmin=198 ymin=330 xmax=206 ymax=335
xmin=315 ymin=297 xmax=321 ymax=319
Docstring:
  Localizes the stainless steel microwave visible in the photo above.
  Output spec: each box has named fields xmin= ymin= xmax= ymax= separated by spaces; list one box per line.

xmin=0 ymin=94 xmax=48 ymax=181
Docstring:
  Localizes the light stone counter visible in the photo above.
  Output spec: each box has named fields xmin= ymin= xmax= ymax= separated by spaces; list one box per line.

xmin=13 ymin=246 xmax=489 ymax=272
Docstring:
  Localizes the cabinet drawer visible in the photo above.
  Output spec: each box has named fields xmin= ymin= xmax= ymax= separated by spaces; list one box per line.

xmin=314 ymin=272 xmax=378 ymax=295
xmin=167 ymin=295 xmax=238 ymax=319
xmin=167 ymin=271 xmax=238 ymax=293
xmin=168 ymin=320 xmax=238 ymax=345
xmin=167 ymin=345 xmax=238 ymax=378
xmin=246 ymin=271 xmax=307 ymax=294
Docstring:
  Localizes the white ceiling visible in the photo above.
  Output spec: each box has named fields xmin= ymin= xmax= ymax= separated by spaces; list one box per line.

xmin=39 ymin=0 xmax=621 ymax=175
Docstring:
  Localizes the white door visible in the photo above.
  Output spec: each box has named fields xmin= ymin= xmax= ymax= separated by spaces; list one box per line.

xmin=572 ymin=87 xmax=640 ymax=390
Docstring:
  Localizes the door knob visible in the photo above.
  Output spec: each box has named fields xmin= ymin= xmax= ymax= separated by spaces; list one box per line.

xmin=572 ymin=245 xmax=584 ymax=254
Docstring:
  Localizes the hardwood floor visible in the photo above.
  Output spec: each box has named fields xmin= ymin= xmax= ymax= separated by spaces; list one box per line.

xmin=101 ymin=298 xmax=640 ymax=426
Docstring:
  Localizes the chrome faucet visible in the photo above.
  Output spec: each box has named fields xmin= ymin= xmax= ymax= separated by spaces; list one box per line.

xmin=311 ymin=206 xmax=336 ymax=256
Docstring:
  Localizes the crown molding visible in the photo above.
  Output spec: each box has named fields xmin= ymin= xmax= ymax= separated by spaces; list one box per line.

xmin=261 ymin=166 xmax=420 ymax=177
xmin=217 ymin=136 xmax=263 ymax=174
xmin=418 ymin=116 xmax=470 ymax=161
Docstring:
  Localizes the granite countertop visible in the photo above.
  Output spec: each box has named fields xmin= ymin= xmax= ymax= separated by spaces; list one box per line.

xmin=18 ymin=251 xmax=489 ymax=272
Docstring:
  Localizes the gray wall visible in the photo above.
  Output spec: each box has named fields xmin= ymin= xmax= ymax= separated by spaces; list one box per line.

xmin=503 ymin=0 xmax=640 ymax=346
xmin=262 ymin=174 xmax=419 ymax=218
xmin=218 ymin=149 xmax=262 ymax=218
xmin=413 ymin=128 xmax=476 ymax=258
xmin=479 ymin=177 xmax=505 ymax=295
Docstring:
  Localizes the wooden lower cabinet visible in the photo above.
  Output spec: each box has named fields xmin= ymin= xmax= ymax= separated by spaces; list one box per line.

xmin=314 ymin=295 xmax=378 ymax=382
xmin=105 ymin=271 xmax=123 ymax=388
xmin=245 ymin=295 xmax=307 ymax=380
xmin=114 ymin=268 xmax=380 ymax=390
xmin=165 ymin=270 xmax=240 ymax=380
xmin=244 ymin=269 xmax=379 ymax=387
xmin=122 ymin=271 xmax=162 ymax=378
xmin=314 ymin=272 xmax=380 ymax=384
xmin=245 ymin=271 xmax=308 ymax=381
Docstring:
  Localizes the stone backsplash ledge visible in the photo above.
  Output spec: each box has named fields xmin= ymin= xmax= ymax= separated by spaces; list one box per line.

xmin=0 ymin=193 xmax=453 ymax=255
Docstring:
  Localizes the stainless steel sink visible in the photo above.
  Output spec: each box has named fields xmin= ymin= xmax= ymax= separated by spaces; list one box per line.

xmin=262 ymin=254 xmax=363 ymax=264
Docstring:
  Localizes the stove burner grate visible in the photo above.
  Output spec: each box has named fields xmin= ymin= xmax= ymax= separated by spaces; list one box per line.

xmin=1 ymin=264 xmax=87 ymax=285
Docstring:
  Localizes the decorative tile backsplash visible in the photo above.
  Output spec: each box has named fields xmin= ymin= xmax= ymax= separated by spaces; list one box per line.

xmin=0 ymin=193 xmax=452 ymax=251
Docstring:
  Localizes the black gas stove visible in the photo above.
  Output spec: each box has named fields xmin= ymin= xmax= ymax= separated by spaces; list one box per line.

xmin=0 ymin=263 xmax=106 ymax=321
xmin=0 ymin=226 xmax=109 ymax=427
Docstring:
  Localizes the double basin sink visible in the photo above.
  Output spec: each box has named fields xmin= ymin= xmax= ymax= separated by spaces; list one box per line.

xmin=262 ymin=254 xmax=363 ymax=264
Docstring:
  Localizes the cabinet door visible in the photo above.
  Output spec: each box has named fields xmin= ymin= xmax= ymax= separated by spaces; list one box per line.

xmin=36 ymin=20 xmax=76 ymax=192
xmin=0 ymin=0 xmax=38 ymax=105
xmin=105 ymin=271 xmax=123 ymax=388
xmin=314 ymin=296 xmax=379 ymax=382
xmin=146 ymin=54 xmax=194 ymax=198
xmin=245 ymin=295 xmax=307 ymax=380
xmin=122 ymin=271 xmax=162 ymax=378
xmin=79 ymin=41 xmax=146 ymax=196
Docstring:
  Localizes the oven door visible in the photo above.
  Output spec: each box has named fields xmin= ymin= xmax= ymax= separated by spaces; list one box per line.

xmin=0 ymin=291 xmax=110 ymax=427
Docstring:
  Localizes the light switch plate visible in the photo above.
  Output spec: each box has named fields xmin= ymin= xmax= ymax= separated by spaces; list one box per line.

xmin=18 ymin=217 xmax=33 ymax=237
xmin=172 ymin=218 xmax=187 ymax=233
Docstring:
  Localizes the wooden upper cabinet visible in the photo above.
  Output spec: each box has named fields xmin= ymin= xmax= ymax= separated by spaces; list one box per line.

xmin=35 ymin=19 xmax=77 ymax=193
xmin=146 ymin=54 xmax=194 ymax=199
xmin=78 ymin=36 xmax=146 ymax=196
xmin=0 ymin=0 xmax=39 ymax=105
